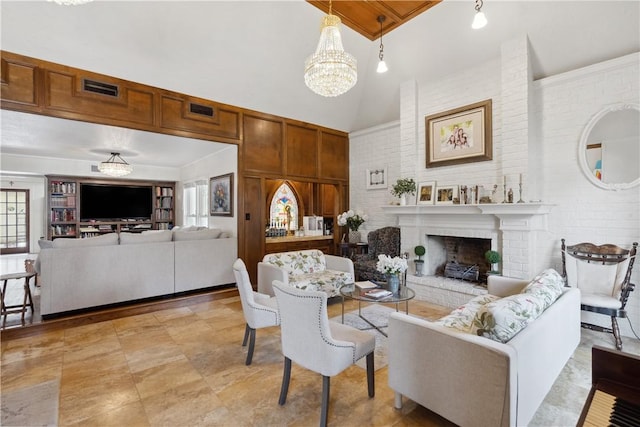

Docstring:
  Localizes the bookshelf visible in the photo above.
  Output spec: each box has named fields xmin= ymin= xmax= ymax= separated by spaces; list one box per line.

xmin=46 ymin=176 xmax=175 ymax=239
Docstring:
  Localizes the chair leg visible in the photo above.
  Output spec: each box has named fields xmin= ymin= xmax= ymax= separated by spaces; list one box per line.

xmin=611 ymin=317 xmax=623 ymax=351
xmin=366 ymin=352 xmax=375 ymax=398
xmin=320 ymin=375 xmax=330 ymax=427
xmin=242 ymin=323 xmax=250 ymax=346
xmin=279 ymin=357 xmax=291 ymax=406
xmin=245 ymin=327 xmax=256 ymax=365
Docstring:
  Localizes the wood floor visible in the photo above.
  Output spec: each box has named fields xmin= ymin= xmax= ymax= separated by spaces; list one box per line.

xmin=1 ymin=285 xmax=457 ymax=426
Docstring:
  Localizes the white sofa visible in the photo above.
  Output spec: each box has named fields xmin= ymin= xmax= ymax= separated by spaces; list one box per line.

xmin=257 ymin=249 xmax=354 ymax=297
xmin=388 ymin=271 xmax=581 ymax=427
xmin=38 ymin=228 xmax=237 ymax=316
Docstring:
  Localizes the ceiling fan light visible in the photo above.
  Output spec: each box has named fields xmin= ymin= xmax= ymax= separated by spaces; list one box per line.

xmin=98 ymin=152 xmax=133 ymax=177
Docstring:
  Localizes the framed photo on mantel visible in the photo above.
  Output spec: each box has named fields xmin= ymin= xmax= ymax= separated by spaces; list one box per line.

xmin=425 ymin=99 xmax=493 ymax=168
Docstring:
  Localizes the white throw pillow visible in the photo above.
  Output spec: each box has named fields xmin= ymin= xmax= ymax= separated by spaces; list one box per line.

xmin=38 ymin=239 xmax=54 ymax=249
xmin=172 ymin=228 xmax=221 ymax=241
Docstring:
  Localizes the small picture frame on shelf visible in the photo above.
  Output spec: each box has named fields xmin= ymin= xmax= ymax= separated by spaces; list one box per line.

xmin=210 ymin=173 xmax=234 ymax=216
xmin=365 ymin=167 xmax=388 ymax=190
xmin=435 ymin=185 xmax=459 ymax=205
xmin=416 ymin=181 xmax=436 ymax=205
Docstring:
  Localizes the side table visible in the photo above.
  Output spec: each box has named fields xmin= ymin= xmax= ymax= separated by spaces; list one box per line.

xmin=0 ymin=271 xmax=36 ymax=327
xmin=337 ymin=242 xmax=369 ymax=259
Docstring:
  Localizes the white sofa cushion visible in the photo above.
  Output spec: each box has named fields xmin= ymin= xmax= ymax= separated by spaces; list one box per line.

xmin=521 ymin=268 xmax=564 ymax=306
xmin=52 ymin=232 xmax=119 ymax=248
xmin=173 ymin=228 xmax=222 ymax=241
xmin=120 ymin=230 xmax=173 ymax=244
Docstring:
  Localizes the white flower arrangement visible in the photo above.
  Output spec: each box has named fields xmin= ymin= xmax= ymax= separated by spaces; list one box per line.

xmin=376 ymin=254 xmax=408 ymax=275
xmin=337 ymin=209 xmax=368 ymax=231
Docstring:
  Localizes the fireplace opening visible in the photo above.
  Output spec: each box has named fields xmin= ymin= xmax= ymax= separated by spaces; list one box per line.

xmin=426 ymin=235 xmax=492 ymax=283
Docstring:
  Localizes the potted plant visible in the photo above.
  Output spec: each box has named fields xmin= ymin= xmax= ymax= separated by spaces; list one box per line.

xmin=484 ymin=250 xmax=501 ymax=275
xmin=414 ymin=245 xmax=426 ymax=276
xmin=391 ymin=178 xmax=417 ymax=206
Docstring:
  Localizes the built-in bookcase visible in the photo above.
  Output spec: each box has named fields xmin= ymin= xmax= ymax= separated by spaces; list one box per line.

xmin=46 ymin=176 xmax=175 ymax=239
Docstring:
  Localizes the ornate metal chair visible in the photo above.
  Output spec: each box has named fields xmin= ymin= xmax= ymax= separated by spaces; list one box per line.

xmin=561 ymin=239 xmax=637 ymax=350
xmin=353 ymin=226 xmax=401 ymax=282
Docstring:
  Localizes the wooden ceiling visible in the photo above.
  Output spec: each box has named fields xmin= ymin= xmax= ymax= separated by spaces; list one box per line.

xmin=307 ymin=1 xmax=442 ymax=40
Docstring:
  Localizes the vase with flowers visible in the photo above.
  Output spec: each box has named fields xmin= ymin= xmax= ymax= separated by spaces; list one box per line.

xmin=337 ymin=210 xmax=368 ymax=243
xmin=391 ymin=178 xmax=417 ymax=206
xmin=376 ymin=254 xmax=408 ymax=294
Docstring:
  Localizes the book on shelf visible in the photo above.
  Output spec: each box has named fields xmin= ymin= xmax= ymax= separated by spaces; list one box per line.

xmin=355 ymin=280 xmax=378 ymax=290
xmin=363 ymin=289 xmax=393 ymax=299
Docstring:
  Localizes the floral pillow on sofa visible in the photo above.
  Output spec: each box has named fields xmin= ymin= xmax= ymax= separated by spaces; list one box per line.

xmin=470 ymin=268 xmax=565 ymax=343
xmin=436 ymin=294 xmax=500 ymax=332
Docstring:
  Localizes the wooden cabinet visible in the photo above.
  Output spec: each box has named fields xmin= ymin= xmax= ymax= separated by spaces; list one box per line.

xmin=265 ymin=237 xmax=334 ymax=255
xmin=46 ymin=176 xmax=175 ymax=239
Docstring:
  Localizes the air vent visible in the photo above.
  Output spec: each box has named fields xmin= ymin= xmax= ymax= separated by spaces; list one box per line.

xmin=83 ymin=79 xmax=119 ymax=97
xmin=189 ymin=103 xmax=214 ymax=117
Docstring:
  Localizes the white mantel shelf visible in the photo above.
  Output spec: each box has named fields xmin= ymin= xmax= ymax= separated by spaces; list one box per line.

xmin=381 ymin=203 xmax=554 ymax=217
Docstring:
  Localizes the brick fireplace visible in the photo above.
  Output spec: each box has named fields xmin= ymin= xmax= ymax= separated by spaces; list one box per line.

xmin=382 ymin=203 xmax=553 ymax=308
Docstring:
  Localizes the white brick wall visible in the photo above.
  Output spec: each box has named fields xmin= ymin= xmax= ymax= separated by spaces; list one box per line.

xmin=349 ymin=36 xmax=640 ymax=338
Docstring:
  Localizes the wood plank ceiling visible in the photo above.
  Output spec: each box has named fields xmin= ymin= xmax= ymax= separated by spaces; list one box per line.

xmin=307 ymin=1 xmax=442 ymax=40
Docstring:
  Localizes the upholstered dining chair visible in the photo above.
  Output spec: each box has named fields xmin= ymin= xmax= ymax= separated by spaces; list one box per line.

xmin=232 ymin=258 xmax=280 ymax=365
xmin=353 ymin=226 xmax=400 ymax=281
xmin=271 ymin=280 xmax=375 ymax=427
xmin=561 ymin=239 xmax=637 ymax=350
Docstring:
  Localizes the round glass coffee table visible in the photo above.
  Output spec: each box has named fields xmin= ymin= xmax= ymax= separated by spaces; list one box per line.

xmin=339 ymin=283 xmax=415 ymax=337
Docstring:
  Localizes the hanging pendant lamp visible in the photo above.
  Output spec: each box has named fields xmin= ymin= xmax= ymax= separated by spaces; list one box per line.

xmin=98 ymin=152 xmax=133 ymax=177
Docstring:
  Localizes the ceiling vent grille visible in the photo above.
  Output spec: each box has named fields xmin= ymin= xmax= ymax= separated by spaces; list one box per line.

xmin=189 ymin=103 xmax=214 ymax=117
xmin=83 ymin=79 xmax=119 ymax=97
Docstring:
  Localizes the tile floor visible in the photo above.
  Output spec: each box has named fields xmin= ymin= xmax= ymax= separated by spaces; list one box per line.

xmin=2 ymin=290 xmax=458 ymax=426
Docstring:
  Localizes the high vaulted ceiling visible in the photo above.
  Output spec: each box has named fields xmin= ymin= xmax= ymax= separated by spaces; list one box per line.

xmin=1 ymin=1 xmax=639 ymax=169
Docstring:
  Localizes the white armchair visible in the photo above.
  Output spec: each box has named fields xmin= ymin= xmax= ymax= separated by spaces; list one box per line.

xmin=232 ymin=258 xmax=280 ymax=365
xmin=272 ymin=280 xmax=375 ymax=427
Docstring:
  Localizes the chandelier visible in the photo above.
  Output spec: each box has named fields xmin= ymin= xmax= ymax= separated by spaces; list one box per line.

xmin=48 ymin=0 xmax=93 ymax=5
xmin=98 ymin=152 xmax=133 ymax=177
xmin=304 ymin=1 xmax=357 ymax=97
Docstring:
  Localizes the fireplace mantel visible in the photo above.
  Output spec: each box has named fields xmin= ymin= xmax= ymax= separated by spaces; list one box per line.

xmin=381 ymin=203 xmax=554 ymax=217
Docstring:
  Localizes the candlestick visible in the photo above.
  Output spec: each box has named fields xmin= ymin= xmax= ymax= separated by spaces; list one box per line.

xmin=519 ymin=173 xmax=523 ymax=186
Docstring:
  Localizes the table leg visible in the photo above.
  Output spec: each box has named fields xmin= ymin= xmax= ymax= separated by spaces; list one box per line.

xmin=341 ymin=296 xmax=345 ymax=324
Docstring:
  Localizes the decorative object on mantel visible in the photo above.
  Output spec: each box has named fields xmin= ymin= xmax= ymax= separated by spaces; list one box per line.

xmin=376 ymin=254 xmax=408 ymax=294
xmin=98 ymin=152 xmax=132 ymax=177
xmin=391 ymin=178 xmax=416 ymax=206
xmin=414 ymin=245 xmax=426 ymax=277
xmin=484 ymin=250 xmax=501 ymax=275
xmin=425 ymin=99 xmax=492 ymax=168
xmin=417 ymin=181 xmax=436 ymax=205
xmin=304 ymin=0 xmax=357 ymax=97
xmin=518 ymin=173 xmax=525 ymax=203
xmin=337 ymin=210 xmax=367 ymax=243
xmin=435 ymin=185 xmax=459 ymax=205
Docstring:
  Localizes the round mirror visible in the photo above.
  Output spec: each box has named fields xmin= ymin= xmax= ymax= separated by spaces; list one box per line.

xmin=579 ymin=104 xmax=640 ymax=190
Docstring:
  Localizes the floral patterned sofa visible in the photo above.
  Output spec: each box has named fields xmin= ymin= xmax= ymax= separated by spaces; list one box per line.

xmin=353 ymin=226 xmax=400 ymax=281
xmin=257 ymin=249 xmax=354 ymax=298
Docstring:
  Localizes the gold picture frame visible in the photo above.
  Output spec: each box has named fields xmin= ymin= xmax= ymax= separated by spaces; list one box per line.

xmin=416 ymin=181 xmax=436 ymax=205
xmin=425 ymin=99 xmax=492 ymax=168
xmin=210 ymin=173 xmax=234 ymax=216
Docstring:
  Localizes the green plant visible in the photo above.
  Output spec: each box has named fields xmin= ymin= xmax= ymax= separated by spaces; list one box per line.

xmin=484 ymin=250 xmax=501 ymax=264
xmin=391 ymin=178 xmax=417 ymax=197
xmin=414 ymin=245 xmax=426 ymax=260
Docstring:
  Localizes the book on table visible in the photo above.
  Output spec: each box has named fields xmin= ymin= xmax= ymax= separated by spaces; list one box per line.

xmin=363 ymin=288 xmax=393 ymax=299
xmin=355 ymin=280 xmax=378 ymax=290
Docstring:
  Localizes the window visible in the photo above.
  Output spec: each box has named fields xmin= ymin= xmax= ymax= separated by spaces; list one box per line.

xmin=183 ymin=180 xmax=208 ymax=227
xmin=0 ymin=189 xmax=30 ymax=254
xmin=269 ymin=183 xmax=299 ymax=231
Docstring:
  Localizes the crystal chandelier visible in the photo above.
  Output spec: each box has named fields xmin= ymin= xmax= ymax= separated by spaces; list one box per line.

xmin=98 ymin=152 xmax=133 ymax=177
xmin=48 ymin=0 xmax=93 ymax=5
xmin=304 ymin=1 xmax=357 ymax=97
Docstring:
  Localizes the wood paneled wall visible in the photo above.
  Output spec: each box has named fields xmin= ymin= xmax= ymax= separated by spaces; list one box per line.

xmin=1 ymin=51 xmax=350 ymax=283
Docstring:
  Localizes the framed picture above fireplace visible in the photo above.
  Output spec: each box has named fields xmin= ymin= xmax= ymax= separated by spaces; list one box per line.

xmin=425 ymin=99 xmax=492 ymax=168
xmin=435 ymin=185 xmax=459 ymax=205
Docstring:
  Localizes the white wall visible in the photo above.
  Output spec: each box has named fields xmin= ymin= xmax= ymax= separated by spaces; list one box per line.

xmin=178 ymin=144 xmax=238 ymax=237
xmin=349 ymin=42 xmax=640 ymax=337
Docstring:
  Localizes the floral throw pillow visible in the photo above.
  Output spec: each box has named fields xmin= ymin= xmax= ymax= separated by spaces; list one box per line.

xmin=436 ymin=294 xmax=500 ymax=332
xmin=470 ymin=293 xmax=547 ymax=343
xmin=521 ymin=268 xmax=564 ymax=309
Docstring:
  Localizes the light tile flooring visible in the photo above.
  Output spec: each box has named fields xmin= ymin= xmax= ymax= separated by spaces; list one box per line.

xmin=2 ymin=290 xmax=458 ymax=427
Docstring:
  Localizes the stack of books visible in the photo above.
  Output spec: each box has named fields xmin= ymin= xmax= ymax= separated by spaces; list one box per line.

xmin=363 ymin=288 xmax=393 ymax=299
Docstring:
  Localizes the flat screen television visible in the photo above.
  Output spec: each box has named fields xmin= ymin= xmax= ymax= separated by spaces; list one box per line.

xmin=80 ymin=183 xmax=153 ymax=221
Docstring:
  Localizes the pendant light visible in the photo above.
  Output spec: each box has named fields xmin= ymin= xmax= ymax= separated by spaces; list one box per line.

xmin=376 ymin=15 xmax=388 ymax=74
xmin=98 ymin=152 xmax=133 ymax=177
xmin=472 ymin=0 xmax=488 ymax=29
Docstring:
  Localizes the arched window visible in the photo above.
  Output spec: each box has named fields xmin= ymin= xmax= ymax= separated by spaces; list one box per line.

xmin=269 ymin=183 xmax=298 ymax=231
